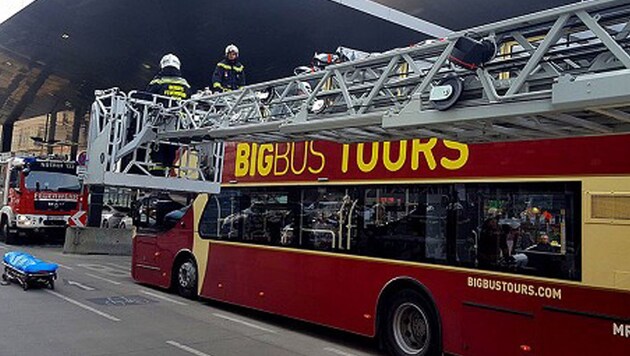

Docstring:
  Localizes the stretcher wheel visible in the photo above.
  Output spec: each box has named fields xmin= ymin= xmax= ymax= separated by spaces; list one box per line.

xmin=22 ymin=281 xmax=29 ymax=291
xmin=48 ymin=279 xmax=55 ymax=290
xmin=1 ymin=273 xmax=7 ymax=281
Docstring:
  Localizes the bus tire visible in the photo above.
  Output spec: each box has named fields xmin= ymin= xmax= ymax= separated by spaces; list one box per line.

xmin=382 ymin=289 xmax=441 ymax=356
xmin=175 ymin=257 xmax=198 ymax=299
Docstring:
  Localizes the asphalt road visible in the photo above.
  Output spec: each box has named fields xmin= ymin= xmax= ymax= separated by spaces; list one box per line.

xmin=0 ymin=241 xmax=381 ymax=356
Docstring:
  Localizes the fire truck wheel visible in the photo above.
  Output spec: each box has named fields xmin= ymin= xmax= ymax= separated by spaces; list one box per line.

xmin=2 ymin=222 xmax=18 ymax=245
xmin=176 ymin=258 xmax=198 ymax=299
xmin=382 ymin=289 xmax=441 ymax=356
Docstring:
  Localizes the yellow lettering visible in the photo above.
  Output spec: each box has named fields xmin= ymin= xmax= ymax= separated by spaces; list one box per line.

xmin=257 ymin=144 xmax=274 ymax=176
xmin=274 ymin=143 xmax=290 ymax=176
xmin=357 ymin=142 xmax=379 ymax=173
xmin=341 ymin=144 xmax=350 ymax=173
xmin=234 ymin=143 xmax=250 ymax=177
xmin=411 ymin=138 xmax=437 ymax=170
xmin=383 ymin=140 xmax=407 ymax=172
xmin=308 ymin=141 xmax=325 ymax=174
xmin=249 ymin=143 xmax=259 ymax=176
xmin=290 ymin=142 xmax=308 ymax=175
xmin=440 ymin=140 xmax=469 ymax=170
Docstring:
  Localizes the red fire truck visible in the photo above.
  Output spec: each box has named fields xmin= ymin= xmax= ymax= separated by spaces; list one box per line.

xmin=0 ymin=154 xmax=81 ymax=244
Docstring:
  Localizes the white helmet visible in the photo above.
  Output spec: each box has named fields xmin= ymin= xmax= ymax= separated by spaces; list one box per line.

xmin=160 ymin=53 xmax=181 ymax=70
xmin=225 ymin=44 xmax=239 ymax=56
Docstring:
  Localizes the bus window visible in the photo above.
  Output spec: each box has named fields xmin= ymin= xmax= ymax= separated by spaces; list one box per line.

xmin=9 ymin=168 xmax=18 ymax=189
xmin=199 ymin=182 xmax=580 ymax=281
xmin=203 ymin=190 xmax=297 ymax=246
xmin=300 ymin=187 xmax=358 ymax=251
xmin=451 ymin=185 xmax=479 ymax=266
xmin=241 ymin=191 xmax=295 ymax=245
xmin=200 ymin=191 xmax=241 ymax=239
xmin=473 ymin=182 xmax=580 ymax=280
xmin=357 ymin=186 xmax=449 ymax=263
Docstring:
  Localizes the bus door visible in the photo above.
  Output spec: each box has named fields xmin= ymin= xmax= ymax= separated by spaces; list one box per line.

xmin=133 ymin=232 xmax=163 ymax=284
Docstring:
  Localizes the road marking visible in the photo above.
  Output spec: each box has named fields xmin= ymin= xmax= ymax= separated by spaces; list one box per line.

xmin=78 ymin=263 xmax=128 ymax=277
xmin=0 ymin=245 xmax=6 ymax=250
xmin=141 ymin=290 xmax=188 ymax=306
xmin=67 ymin=280 xmax=96 ymax=291
xmin=85 ymin=273 xmax=122 ymax=285
xmin=166 ymin=341 xmax=213 ymax=356
xmin=55 ymin=263 xmax=74 ymax=270
xmin=45 ymin=290 xmax=120 ymax=322
xmin=324 ymin=347 xmax=358 ymax=356
xmin=105 ymin=262 xmax=131 ymax=272
xmin=212 ymin=313 xmax=277 ymax=333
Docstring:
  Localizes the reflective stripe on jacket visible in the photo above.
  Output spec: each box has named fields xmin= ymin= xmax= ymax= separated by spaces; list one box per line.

xmin=146 ymin=67 xmax=191 ymax=99
xmin=212 ymin=59 xmax=246 ymax=92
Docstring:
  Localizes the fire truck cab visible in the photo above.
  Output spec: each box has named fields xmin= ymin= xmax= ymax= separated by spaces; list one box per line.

xmin=0 ymin=154 xmax=81 ymax=244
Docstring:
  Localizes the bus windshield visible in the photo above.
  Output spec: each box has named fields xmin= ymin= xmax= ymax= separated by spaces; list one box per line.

xmin=24 ymin=171 xmax=81 ymax=192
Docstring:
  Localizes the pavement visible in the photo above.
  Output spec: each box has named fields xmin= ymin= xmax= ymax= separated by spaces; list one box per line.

xmin=0 ymin=241 xmax=381 ymax=356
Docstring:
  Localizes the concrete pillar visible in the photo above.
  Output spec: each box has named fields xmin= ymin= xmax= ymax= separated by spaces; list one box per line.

xmin=47 ymin=110 xmax=58 ymax=154
xmin=1 ymin=121 xmax=13 ymax=152
xmin=70 ymin=105 xmax=87 ymax=158
xmin=87 ymin=184 xmax=105 ymax=227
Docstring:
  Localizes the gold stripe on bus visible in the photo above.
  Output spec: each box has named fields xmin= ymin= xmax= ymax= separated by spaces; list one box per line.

xmin=222 ymin=176 xmax=586 ymax=188
xmin=192 ymin=194 xmax=210 ymax=294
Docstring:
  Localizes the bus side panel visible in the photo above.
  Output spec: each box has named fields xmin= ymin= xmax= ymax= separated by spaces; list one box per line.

xmin=132 ymin=210 xmax=195 ymax=289
xmin=461 ymin=305 xmax=536 ymax=355
xmin=198 ymin=244 xmax=630 ymax=355
xmin=199 ymin=243 xmax=466 ymax=340
xmin=156 ymin=210 xmax=196 ymax=288
xmin=540 ymin=310 xmax=630 ymax=355
xmin=132 ymin=234 xmax=162 ymax=285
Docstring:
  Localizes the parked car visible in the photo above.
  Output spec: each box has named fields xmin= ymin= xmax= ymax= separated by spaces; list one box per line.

xmin=101 ymin=205 xmax=132 ymax=229
xmin=118 ymin=215 xmax=133 ymax=229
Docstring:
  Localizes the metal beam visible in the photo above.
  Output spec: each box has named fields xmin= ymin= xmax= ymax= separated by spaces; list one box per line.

xmin=329 ymin=0 xmax=452 ymax=37
xmin=1 ymin=67 xmax=50 ymax=151
xmin=0 ymin=73 xmax=26 ymax=122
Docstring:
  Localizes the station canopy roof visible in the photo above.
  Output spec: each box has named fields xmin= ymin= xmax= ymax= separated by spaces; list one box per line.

xmin=0 ymin=0 xmax=579 ymax=124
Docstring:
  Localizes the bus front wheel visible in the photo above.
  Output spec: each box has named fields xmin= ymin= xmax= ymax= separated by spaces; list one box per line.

xmin=176 ymin=258 xmax=198 ymax=299
xmin=382 ymin=289 xmax=440 ymax=356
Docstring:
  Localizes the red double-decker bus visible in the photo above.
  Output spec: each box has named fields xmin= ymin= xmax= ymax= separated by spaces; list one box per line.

xmin=132 ymin=134 xmax=630 ymax=355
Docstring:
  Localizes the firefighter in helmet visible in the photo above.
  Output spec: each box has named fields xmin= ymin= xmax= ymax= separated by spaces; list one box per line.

xmin=212 ymin=44 xmax=246 ymax=93
xmin=146 ymin=53 xmax=191 ymax=99
xmin=145 ymin=54 xmax=190 ymax=175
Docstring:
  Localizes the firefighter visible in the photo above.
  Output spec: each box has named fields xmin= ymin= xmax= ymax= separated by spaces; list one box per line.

xmin=146 ymin=53 xmax=191 ymax=99
xmin=145 ymin=53 xmax=190 ymax=176
xmin=212 ymin=44 xmax=246 ymax=93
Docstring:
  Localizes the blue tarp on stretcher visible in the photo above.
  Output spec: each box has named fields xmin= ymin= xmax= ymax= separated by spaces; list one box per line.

xmin=3 ymin=251 xmax=58 ymax=274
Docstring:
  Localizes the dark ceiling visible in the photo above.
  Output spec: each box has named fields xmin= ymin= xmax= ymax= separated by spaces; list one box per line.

xmin=0 ymin=0 xmax=581 ymax=129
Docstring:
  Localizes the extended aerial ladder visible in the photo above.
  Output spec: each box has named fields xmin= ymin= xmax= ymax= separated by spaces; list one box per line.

xmin=87 ymin=0 xmax=630 ymax=195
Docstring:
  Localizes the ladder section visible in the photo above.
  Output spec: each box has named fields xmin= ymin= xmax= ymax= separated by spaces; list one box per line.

xmin=156 ymin=0 xmax=630 ymax=144
xmin=86 ymin=0 xmax=630 ymax=193
xmin=86 ymin=89 xmax=224 ymax=193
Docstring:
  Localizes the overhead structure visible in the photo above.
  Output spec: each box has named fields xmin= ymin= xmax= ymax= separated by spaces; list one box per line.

xmin=87 ymin=0 xmax=630 ymax=194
